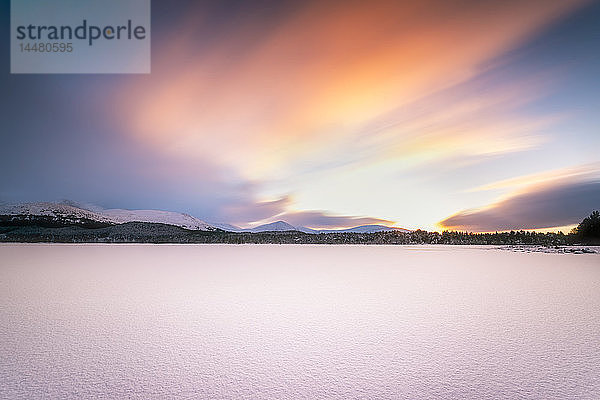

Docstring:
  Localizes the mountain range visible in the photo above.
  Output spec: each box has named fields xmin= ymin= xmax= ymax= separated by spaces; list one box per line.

xmin=0 ymin=201 xmax=410 ymax=234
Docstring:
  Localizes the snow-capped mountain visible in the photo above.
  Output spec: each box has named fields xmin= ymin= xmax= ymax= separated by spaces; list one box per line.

xmin=0 ymin=202 xmax=214 ymax=231
xmin=0 ymin=202 xmax=113 ymax=225
xmin=100 ymin=209 xmax=213 ymax=230
xmin=248 ymin=221 xmax=298 ymax=232
xmin=209 ymin=222 xmax=244 ymax=232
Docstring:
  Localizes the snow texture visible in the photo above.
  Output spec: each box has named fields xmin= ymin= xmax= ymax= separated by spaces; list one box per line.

xmin=0 ymin=244 xmax=599 ymax=399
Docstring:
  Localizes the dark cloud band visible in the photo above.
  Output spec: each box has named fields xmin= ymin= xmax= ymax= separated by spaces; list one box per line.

xmin=440 ymin=179 xmax=600 ymax=231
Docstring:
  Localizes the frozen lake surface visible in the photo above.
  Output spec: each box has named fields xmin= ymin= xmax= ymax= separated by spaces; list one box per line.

xmin=0 ymin=244 xmax=599 ymax=399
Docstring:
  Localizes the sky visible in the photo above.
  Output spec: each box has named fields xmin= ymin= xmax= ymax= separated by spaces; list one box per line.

xmin=1 ymin=0 xmax=599 ymax=231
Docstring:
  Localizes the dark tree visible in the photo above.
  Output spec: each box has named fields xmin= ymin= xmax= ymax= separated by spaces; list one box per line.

xmin=573 ymin=211 xmax=600 ymax=243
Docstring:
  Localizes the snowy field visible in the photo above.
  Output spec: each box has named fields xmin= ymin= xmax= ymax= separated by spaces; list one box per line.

xmin=0 ymin=244 xmax=599 ymax=399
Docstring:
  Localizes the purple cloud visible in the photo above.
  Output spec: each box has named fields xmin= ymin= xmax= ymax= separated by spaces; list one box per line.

xmin=440 ymin=179 xmax=600 ymax=232
xmin=223 ymin=197 xmax=291 ymax=225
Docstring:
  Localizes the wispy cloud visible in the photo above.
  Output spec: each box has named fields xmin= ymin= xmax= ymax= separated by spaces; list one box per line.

xmin=467 ymin=162 xmax=600 ymax=192
xmin=117 ymin=0 xmax=587 ymax=178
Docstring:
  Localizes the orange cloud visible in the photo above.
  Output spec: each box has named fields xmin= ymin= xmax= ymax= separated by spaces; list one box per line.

xmin=117 ymin=0 xmax=588 ymax=181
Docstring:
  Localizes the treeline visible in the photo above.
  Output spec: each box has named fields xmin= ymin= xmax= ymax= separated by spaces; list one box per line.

xmin=0 ymin=224 xmax=581 ymax=245
xmin=1 ymin=211 xmax=598 ymax=245
xmin=217 ymin=230 xmax=574 ymax=246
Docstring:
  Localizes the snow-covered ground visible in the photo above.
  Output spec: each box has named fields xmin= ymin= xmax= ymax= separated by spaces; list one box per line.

xmin=0 ymin=244 xmax=598 ymax=399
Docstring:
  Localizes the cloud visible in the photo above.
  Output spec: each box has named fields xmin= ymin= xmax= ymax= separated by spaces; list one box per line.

xmin=2 ymin=0 xmax=595 ymax=232
xmin=117 ymin=0 xmax=588 ymax=180
xmin=289 ymin=72 xmax=561 ymax=180
xmin=439 ymin=177 xmax=600 ymax=231
xmin=263 ymin=210 xmax=395 ymax=229
xmin=466 ymin=162 xmax=600 ymax=192
xmin=103 ymin=0 xmax=591 ymax=228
